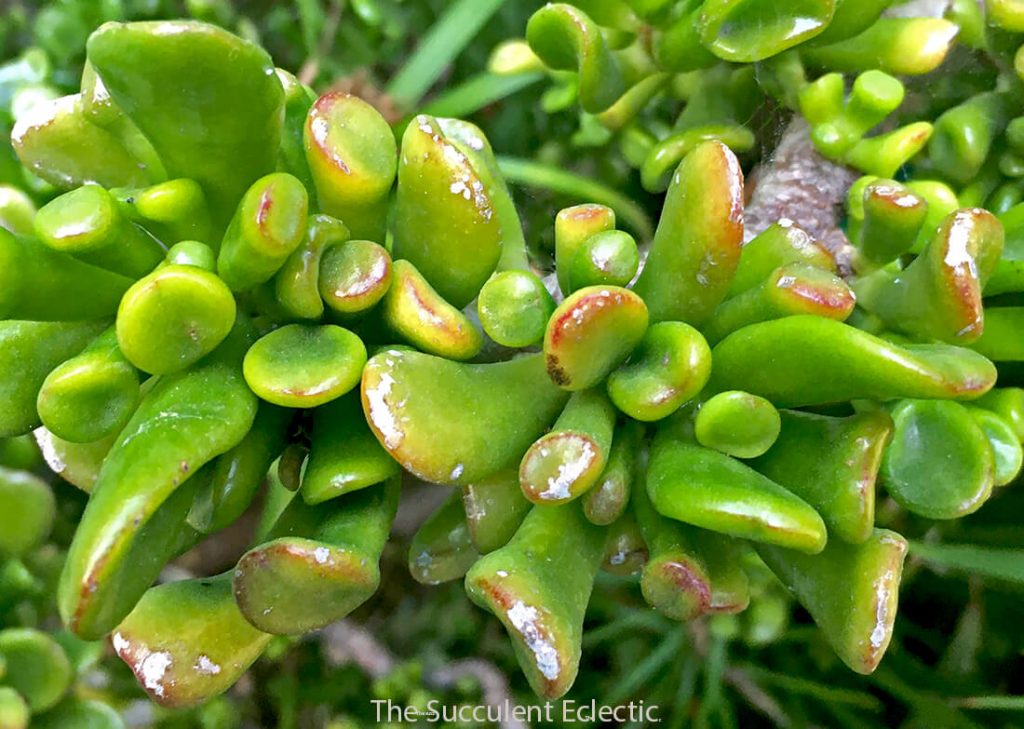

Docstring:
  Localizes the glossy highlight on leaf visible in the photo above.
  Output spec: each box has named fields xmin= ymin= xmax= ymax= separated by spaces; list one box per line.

xmin=301 ymin=393 xmax=400 ymax=505
xmin=752 ymin=410 xmax=891 ymax=544
xmin=554 ymin=204 xmax=616 ymax=295
xmin=854 ymin=208 xmax=1004 ymax=345
xmin=233 ymin=479 xmax=398 ymax=634
xmin=695 ymin=390 xmax=782 ymax=459
xmin=477 ymin=270 xmax=556 ymax=348
xmin=392 ymin=115 xmax=502 ymax=308
xmin=0 ymin=319 xmax=106 ymax=439
xmin=699 ymin=0 xmax=836 ymax=63
xmin=116 ymin=265 xmax=236 ymax=376
xmin=704 ymin=262 xmax=855 ymax=345
xmin=567 ymin=229 xmax=639 ymax=291
xmin=584 ymin=420 xmax=643 ymax=526
xmin=87 ymin=20 xmax=285 ymax=224
xmin=33 ymin=183 xmax=163 ymax=278
xmin=526 ymin=4 xmax=626 ymax=112
xmin=36 ymin=327 xmax=140 ymax=445
xmin=0 ymin=229 xmax=133 ymax=322
xmin=303 ymin=93 xmax=397 ymax=242
xmin=217 ymin=173 xmax=309 ymax=292
xmin=409 ymin=490 xmax=479 ymax=585
xmin=318 ymin=239 xmax=393 ymax=316
xmin=59 ymin=330 xmax=257 ymax=638
xmin=647 ymin=432 xmax=827 ymax=554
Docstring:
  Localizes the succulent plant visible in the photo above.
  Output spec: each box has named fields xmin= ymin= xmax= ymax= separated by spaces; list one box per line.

xmin=482 ymin=0 xmax=968 ymax=194
xmin=0 ymin=10 xmax=1023 ymax=719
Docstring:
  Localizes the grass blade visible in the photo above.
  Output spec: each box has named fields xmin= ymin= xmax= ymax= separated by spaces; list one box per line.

xmin=420 ymin=71 xmax=544 ymax=119
xmin=386 ymin=0 xmax=507 ymax=109
xmin=497 ymin=156 xmax=654 ymax=240
xmin=739 ymin=664 xmax=883 ymax=710
xmin=951 ymin=696 xmax=1024 ymax=710
xmin=604 ymin=626 xmax=687 ymax=706
xmin=910 ymin=541 xmax=1024 ymax=586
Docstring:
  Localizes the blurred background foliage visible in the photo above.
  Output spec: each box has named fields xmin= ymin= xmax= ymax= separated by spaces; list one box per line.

xmin=2 ymin=1 xmax=1024 ymax=728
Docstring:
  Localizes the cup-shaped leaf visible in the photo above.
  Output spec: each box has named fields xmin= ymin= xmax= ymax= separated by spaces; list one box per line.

xmin=607 ymin=322 xmax=711 ymax=422
xmin=526 ymin=4 xmax=626 ymax=112
xmin=757 ymin=529 xmax=907 ymax=674
xmin=362 ymin=350 xmax=569 ymax=485
xmin=699 ymin=0 xmax=836 ymax=62
xmin=695 ymin=391 xmax=782 ymax=459
xmin=117 ymin=265 xmax=236 ymax=375
xmin=87 ymin=21 xmax=285 ymax=224
xmin=704 ymin=262 xmax=855 ymax=344
xmin=36 ymin=327 xmax=140 ymax=444
xmin=555 ymin=204 xmax=616 ymax=295
xmin=409 ymin=490 xmax=479 ymax=585
xmin=729 ymin=222 xmax=835 ymax=297
xmin=381 ymin=260 xmax=483 ymax=361
xmin=465 ymin=502 xmax=604 ymax=699
xmin=112 ymin=574 xmax=272 ymax=707
xmin=33 ymin=184 xmax=164 ymax=278
xmin=0 ymin=320 xmax=106 ymax=439
xmin=318 ymin=239 xmax=393 ymax=316
xmin=519 ymin=388 xmax=616 ymax=504
xmin=303 ymin=93 xmax=397 ymax=242
xmin=881 ymin=400 xmax=994 ymax=519
xmin=217 ymin=173 xmax=309 ymax=291
xmin=301 ymin=392 xmax=400 ymax=505
xmin=544 ymin=285 xmax=648 ymax=390
xmin=392 ymin=115 xmax=503 ymax=308
xmin=584 ymin=420 xmax=643 ymax=525
xmin=243 ymin=324 xmax=365 ymax=409
xmin=477 ymin=270 xmax=556 ymax=348
xmin=233 ymin=479 xmax=398 ymax=634
xmin=461 ymin=469 xmax=532 ymax=554
xmin=751 ymin=410 xmax=891 ymax=544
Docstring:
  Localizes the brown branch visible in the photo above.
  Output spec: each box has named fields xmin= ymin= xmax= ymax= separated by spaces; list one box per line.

xmin=743 ymin=117 xmax=859 ymax=275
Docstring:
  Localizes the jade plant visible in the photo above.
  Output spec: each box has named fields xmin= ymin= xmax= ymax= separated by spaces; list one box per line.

xmin=0 ymin=437 xmax=131 ymax=729
xmin=484 ymin=0 xmax=966 ymax=192
xmin=0 ymin=17 xmax=1022 ymax=714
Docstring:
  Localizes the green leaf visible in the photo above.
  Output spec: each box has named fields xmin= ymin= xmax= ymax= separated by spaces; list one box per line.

xmin=419 ymin=71 xmax=543 ymax=119
xmin=910 ymin=541 xmax=1024 ymax=586
xmin=739 ymin=665 xmax=883 ymax=710
xmin=950 ymin=696 xmax=1024 ymax=710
